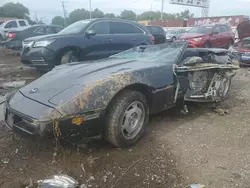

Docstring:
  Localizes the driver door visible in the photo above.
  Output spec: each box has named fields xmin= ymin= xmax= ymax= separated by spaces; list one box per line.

xmin=83 ymin=21 xmax=113 ymax=60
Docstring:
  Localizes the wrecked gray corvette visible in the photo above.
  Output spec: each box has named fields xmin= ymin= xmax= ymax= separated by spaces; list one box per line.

xmin=5 ymin=41 xmax=239 ymax=147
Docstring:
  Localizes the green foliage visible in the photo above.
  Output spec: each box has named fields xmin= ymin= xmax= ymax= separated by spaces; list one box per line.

xmin=92 ymin=8 xmax=104 ymax=18
xmin=175 ymin=10 xmax=194 ymax=19
xmin=0 ymin=2 xmax=29 ymax=19
xmin=0 ymin=2 xmax=194 ymax=26
xmin=120 ymin=10 xmax=137 ymax=20
xmin=68 ymin=8 xmax=90 ymax=24
xmin=52 ymin=16 xmax=65 ymax=26
xmin=104 ymin=13 xmax=116 ymax=18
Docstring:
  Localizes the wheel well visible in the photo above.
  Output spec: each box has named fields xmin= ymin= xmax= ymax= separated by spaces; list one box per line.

xmin=103 ymin=83 xmax=153 ymax=116
xmin=204 ymin=41 xmax=211 ymax=47
xmin=55 ymin=46 xmax=80 ymax=65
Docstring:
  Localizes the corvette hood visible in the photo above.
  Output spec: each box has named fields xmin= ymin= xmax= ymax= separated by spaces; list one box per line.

xmin=19 ymin=58 xmax=150 ymax=107
xmin=237 ymin=21 xmax=250 ymax=40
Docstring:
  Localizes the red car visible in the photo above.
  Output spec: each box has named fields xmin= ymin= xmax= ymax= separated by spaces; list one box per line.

xmin=179 ymin=24 xmax=235 ymax=48
xmin=229 ymin=21 xmax=250 ymax=66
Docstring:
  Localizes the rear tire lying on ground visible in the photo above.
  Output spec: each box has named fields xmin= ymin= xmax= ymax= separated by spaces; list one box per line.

xmin=103 ymin=90 xmax=149 ymax=148
xmin=60 ymin=50 xmax=79 ymax=64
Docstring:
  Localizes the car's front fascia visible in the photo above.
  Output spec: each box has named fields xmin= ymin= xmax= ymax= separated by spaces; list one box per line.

xmin=5 ymin=90 xmax=104 ymax=138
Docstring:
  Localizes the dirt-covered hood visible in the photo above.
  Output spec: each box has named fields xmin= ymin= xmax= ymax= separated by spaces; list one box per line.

xmin=237 ymin=21 xmax=250 ymax=40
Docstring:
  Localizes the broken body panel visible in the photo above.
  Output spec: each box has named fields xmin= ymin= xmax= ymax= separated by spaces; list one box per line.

xmin=229 ymin=21 xmax=250 ymax=65
xmin=5 ymin=42 xmax=239 ymax=138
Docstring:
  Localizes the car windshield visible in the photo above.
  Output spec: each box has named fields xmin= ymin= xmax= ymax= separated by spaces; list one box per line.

xmin=111 ymin=42 xmax=187 ymax=63
xmin=167 ymin=30 xmax=176 ymax=34
xmin=188 ymin=26 xmax=212 ymax=34
xmin=59 ymin=20 xmax=90 ymax=34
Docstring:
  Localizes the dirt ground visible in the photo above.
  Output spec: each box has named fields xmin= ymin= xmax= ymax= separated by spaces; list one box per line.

xmin=0 ymin=49 xmax=250 ymax=188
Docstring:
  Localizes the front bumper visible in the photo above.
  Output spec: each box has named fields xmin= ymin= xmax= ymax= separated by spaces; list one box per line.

xmin=5 ymin=91 xmax=103 ymax=138
xmin=21 ymin=47 xmax=57 ymax=69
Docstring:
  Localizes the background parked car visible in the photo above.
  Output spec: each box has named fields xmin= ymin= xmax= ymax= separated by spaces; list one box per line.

xmin=0 ymin=19 xmax=30 ymax=42
xmin=146 ymin=25 xmax=166 ymax=44
xmin=179 ymin=24 xmax=235 ymax=48
xmin=165 ymin=29 xmax=188 ymax=42
xmin=21 ymin=18 xmax=154 ymax=70
xmin=2 ymin=24 xmax=63 ymax=51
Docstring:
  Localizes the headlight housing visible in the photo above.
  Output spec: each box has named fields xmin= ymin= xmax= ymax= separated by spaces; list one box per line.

xmin=33 ymin=40 xmax=55 ymax=48
xmin=192 ymin=37 xmax=202 ymax=42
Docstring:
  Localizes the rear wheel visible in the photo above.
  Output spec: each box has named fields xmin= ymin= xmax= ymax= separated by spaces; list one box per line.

xmin=60 ymin=50 xmax=79 ymax=64
xmin=0 ymin=34 xmax=3 ymax=43
xmin=103 ymin=90 xmax=149 ymax=148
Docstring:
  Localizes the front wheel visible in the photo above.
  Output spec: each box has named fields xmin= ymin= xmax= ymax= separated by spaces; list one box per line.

xmin=103 ymin=90 xmax=149 ymax=148
xmin=172 ymin=37 xmax=176 ymax=42
xmin=60 ymin=50 xmax=79 ymax=64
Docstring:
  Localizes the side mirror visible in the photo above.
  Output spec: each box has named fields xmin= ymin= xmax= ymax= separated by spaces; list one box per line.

xmin=85 ymin=30 xmax=96 ymax=36
xmin=183 ymin=56 xmax=204 ymax=66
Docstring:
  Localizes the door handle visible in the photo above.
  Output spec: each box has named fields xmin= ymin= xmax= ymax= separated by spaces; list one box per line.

xmin=108 ymin=38 xmax=113 ymax=42
xmin=132 ymin=38 xmax=136 ymax=41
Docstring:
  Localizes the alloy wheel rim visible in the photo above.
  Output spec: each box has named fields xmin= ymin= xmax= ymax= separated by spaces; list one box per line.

xmin=121 ymin=101 xmax=145 ymax=139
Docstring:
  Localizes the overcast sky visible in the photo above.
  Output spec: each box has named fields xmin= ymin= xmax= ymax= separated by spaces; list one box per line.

xmin=1 ymin=0 xmax=250 ymax=23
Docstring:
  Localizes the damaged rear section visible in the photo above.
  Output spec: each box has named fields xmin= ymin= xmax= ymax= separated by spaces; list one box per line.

xmin=176 ymin=48 xmax=239 ymax=102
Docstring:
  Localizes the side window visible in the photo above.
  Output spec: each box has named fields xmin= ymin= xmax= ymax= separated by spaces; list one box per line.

xmin=110 ymin=22 xmax=143 ymax=34
xmin=151 ymin=27 xmax=161 ymax=35
xmin=87 ymin=21 xmax=109 ymax=34
xmin=219 ymin=25 xmax=227 ymax=33
xmin=19 ymin=21 xmax=27 ymax=26
xmin=213 ymin=27 xmax=220 ymax=34
xmin=44 ymin=27 xmax=55 ymax=34
xmin=55 ymin=27 xmax=63 ymax=33
xmin=34 ymin=27 xmax=45 ymax=34
xmin=223 ymin=26 xmax=229 ymax=32
xmin=4 ymin=21 xmax=18 ymax=28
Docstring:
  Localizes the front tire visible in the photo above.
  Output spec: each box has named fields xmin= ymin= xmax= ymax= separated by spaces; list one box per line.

xmin=60 ymin=50 xmax=79 ymax=64
xmin=103 ymin=90 xmax=149 ymax=148
xmin=172 ymin=37 xmax=176 ymax=42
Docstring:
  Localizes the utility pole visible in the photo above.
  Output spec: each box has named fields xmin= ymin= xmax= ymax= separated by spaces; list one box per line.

xmin=161 ymin=0 xmax=164 ymax=20
xmin=89 ymin=0 xmax=92 ymax=19
xmin=61 ymin=0 xmax=67 ymax=26
xmin=150 ymin=3 xmax=153 ymax=11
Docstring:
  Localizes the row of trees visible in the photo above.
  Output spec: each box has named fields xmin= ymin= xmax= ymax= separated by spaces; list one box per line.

xmin=0 ymin=2 xmax=194 ymax=27
xmin=0 ymin=2 xmax=39 ymax=24
xmin=52 ymin=9 xmax=194 ymax=27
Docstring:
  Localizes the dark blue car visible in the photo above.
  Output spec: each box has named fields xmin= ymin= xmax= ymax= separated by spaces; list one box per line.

xmin=21 ymin=18 xmax=154 ymax=70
